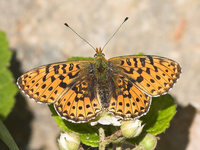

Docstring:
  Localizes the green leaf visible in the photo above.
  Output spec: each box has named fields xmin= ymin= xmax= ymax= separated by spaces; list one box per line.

xmin=136 ymin=52 xmax=145 ymax=56
xmin=141 ymin=94 xmax=177 ymax=135
xmin=0 ymin=120 xmax=19 ymax=150
xmin=67 ymin=57 xmax=94 ymax=61
xmin=49 ymin=105 xmax=99 ymax=147
xmin=0 ymin=31 xmax=17 ymax=120
xmin=0 ymin=31 xmax=10 ymax=68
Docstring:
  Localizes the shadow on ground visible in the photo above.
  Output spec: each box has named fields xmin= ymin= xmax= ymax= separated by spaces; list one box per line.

xmin=157 ymin=104 xmax=196 ymax=150
xmin=0 ymin=50 xmax=34 ymax=150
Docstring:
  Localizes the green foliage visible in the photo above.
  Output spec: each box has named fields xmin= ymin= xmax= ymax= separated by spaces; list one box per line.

xmin=0 ymin=31 xmax=17 ymax=120
xmin=141 ymin=94 xmax=176 ymax=135
xmin=0 ymin=31 xmax=19 ymax=150
xmin=67 ymin=57 xmax=94 ymax=61
xmin=0 ymin=120 xmax=19 ymax=150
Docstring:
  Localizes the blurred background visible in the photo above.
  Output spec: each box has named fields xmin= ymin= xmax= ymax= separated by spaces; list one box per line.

xmin=0 ymin=0 xmax=200 ymax=149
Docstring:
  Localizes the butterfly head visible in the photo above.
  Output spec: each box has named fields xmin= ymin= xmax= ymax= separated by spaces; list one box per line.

xmin=94 ymin=47 xmax=105 ymax=57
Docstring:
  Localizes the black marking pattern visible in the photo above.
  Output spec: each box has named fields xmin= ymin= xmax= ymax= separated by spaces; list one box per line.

xmin=108 ymin=74 xmax=151 ymax=119
xmin=126 ymin=58 xmax=131 ymax=66
xmin=133 ymin=58 xmax=137 ymax=67
xmin=108 ymin=55 xmax=181 ymax=98
xmin=53 ymin=65 xmax=60 ymax=74
xmin=140 ymin=58 xmax=146 ymax=67
xmin=61 ymin=64 xmax=67 ymax=73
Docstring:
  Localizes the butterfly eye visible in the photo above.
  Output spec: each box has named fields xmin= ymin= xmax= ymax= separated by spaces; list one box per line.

xmin=102 ymin=53 xmax=105 ymax=56
xmin=94 ymin=54 xmax=97 ymax=57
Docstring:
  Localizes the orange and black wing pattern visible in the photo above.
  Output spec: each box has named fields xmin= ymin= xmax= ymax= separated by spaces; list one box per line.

xmin=108 ymin=55 xmax=181 ymax=119
xmin=54 ymin=76 xmax=102 ymax=123
xmin=109 ymin=55 xmax=181 ymax=97
xmin=17 ymin=60 xmax=102 ymax=123
xmin=108 ymin=74 xmax=151 ymax=119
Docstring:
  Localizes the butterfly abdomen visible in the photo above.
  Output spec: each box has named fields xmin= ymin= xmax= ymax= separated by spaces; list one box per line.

xmin=94 ymin=57 xmax=111 ymax=108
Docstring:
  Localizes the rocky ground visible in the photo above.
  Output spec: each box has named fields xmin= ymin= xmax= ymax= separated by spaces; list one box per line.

xmin=0 ymin=0 xmax=200 ymax=149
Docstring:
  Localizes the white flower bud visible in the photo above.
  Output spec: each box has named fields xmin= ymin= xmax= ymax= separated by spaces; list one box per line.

xmin=90 ymin=111 xmax=121 ymax=126
xmin=58 ymin=132 xmax=80 ymax=150
xmin=139 ymin=133 xmax=157 ymax=150
xmin=121 ymin=120 xmax=144 ymax=138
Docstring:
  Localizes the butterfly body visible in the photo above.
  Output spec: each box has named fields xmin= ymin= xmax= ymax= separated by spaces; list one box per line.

xmin=94 ymin=48 xmax=111 ymax=108
xmin=17 ymin=48 xmax=181 ymax=123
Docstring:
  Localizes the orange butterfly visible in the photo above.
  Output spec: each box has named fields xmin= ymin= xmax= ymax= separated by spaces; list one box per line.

xmin=17 ymin=47 xmax=181 ymax=123
xmin=17 ymin=18 xmax=181 ymax=123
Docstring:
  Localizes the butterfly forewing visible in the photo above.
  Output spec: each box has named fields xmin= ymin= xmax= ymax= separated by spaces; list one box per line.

xmin=17 ymin=60 xmax=102 ymax=122
xmin=108 ymin=55 xmax=181 ymax=97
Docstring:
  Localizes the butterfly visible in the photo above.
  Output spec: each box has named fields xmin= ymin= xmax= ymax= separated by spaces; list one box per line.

xmin=17 ymin=47 xmax=181 ymax=123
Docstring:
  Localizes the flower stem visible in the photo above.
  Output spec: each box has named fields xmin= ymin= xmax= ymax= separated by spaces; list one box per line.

xmin=99 ymin=127 xmax=126 ymax=150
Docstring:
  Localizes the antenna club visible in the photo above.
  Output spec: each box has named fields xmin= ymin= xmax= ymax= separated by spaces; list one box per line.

xmin=64 ymin=23 xmax=69 ymax=27
xmin=124 ymin=17 xmax=129 ymax=22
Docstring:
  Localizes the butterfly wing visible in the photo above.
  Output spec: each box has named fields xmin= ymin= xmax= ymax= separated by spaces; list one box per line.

xmin=108 ymin=55 xmax=181 ymax=97
xmin=17 ymin=60 xmax=102 ymax=122
xmin=108 ymin=74 xmax=151 ymax=119
xmin=54 ymin=75 xmax=102 ymax=123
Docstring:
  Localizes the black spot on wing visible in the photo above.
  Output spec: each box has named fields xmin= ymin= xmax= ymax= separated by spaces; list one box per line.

xmin=58 ymin=75 xmax=65 ymax=80
xmin=140 ymin=58 xmax=146 ymax=67
xmin=61 ymin=64 xmax=67 ymax=73
xmin=133 ymin=58 xmax=137 ymax=67
xmin=68 ymin=71 xmax=80 ymax=79
xmin=156 ymin=75 xmax=161 ymax=80
xmin=136 ymin=76 xmax=144 ymax=83
xmin=59 ymin=81 xmax=67 ymax=88
xmin=69 ymin=63 xmax=74 ymax=71
xmin=53 ymin=65 xmax=60 ymax=74
xmin=126 ymin=58 xmax=131 ymax=66
xmin=43 ymin=75 xmax=47 ymax=81
xmin=48 ymin=86 xmax=53 ymax=91
xmin=137 ymin=68 xmax=143 ymax=74
xmin=121 ymin=60 xmax=125 ymax=65
xmin=45 ymin=64 xmax=51 ymax=74
xmin=146 ymin=68 xmax=150 ymax=74
xmin=122 ymin=68 xmax=134 ymax=74
xmin=51 ymin=76 xmax=56 ymax=82
xmin=41 ymin=84 xmax=46 ymax=89
xmin=76 ymin=64 xmax=80 ymax=69
xmin=147 ymin=56 xmax=154 ymax=65
xmin=154 ymin=66 xmax=158 ymax=72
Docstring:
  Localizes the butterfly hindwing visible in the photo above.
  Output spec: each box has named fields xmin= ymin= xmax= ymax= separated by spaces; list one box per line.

xmin=55 ymin=76 xmax=102 ymax=122
xmin=108 ymin=74 xmax=151 ymax=119
xmin=108 ymin=55 xmax=181 ymax=97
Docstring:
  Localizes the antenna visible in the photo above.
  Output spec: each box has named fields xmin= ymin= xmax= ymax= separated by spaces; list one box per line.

xmin=102 ymin=17 xmax=129 ymax=51
xmin=64 ymin=23 xmax=96 ymax=51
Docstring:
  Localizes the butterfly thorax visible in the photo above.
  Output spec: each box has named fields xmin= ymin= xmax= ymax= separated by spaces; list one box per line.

xmin=94 ymin=48 xmax=111 ymax=108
